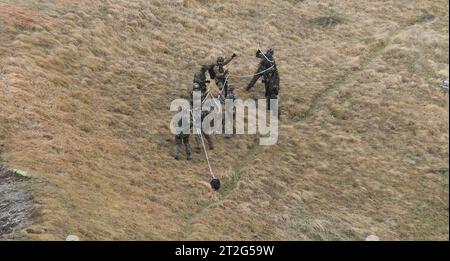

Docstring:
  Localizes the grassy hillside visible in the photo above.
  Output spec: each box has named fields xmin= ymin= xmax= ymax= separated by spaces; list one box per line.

xmin=0 ymin=0 xmax=448 ymax=240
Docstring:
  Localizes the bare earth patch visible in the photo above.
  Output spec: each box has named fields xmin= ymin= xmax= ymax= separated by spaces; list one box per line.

xmin=0 ymin=165 xmax=33 ymax=237
xmin=0 ymin=0 xmax=448 ymax=240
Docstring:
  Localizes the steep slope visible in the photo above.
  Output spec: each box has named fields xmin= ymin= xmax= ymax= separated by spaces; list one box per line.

xmin=0 ymin=0 xmax=448 ymax=240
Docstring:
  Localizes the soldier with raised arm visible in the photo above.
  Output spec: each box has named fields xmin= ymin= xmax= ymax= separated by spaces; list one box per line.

xmin=208 ymin=53 xmax=237 ymax=98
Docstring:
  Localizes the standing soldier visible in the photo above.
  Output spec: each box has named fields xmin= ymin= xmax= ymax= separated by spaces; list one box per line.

xmin=209 ymin=53 xmax=237 ymax=98
xmin=245 ymin=48 xmax=279 ymax=111
xmin=173 ymin=113 xmax=192 ymax=161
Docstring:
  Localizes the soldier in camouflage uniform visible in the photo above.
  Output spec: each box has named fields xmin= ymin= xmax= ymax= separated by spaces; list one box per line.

xmin=208 ymin=53 xmax=237 ymax=98
xmin=245 ymin=49 xmax=279 ymax=110
xmin=173 ymin=113 xmax=192 ymax=161
xmin=190 ymin=83 xmax=214 ymax=152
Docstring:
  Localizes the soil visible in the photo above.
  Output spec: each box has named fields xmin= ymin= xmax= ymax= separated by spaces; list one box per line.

xmin=0 ymin=165 xmax=33 ymax=237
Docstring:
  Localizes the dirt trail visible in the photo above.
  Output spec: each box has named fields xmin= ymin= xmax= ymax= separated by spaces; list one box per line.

xmin=0 ymin=0 xmax=447 ymax=240
xmin=178 ymin=13 xmax=439 ymax=240
xmin=303 ymin=25 xmax=409 ymax=120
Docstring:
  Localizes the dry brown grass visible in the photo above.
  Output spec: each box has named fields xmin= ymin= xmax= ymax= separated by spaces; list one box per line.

xmin=0 ymin=0 xmax=448 ymax=240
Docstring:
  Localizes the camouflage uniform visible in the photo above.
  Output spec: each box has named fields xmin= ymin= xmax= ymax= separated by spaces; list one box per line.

xmin=262 ymin=62 xmax=279 ymax=111
xmin=174 ymin=115 xmax=192 ymax=160
xmin=208 ymin=54 xmax=237 ymax=98
xmin=245 ymin=49 xmax=279 ymax=110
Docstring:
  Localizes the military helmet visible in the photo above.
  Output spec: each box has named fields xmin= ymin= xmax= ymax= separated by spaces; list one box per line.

xmin=193 ymin=83 xmax=201 ymax=90
xmin=217 ymin=56 xmax=225 ymax=63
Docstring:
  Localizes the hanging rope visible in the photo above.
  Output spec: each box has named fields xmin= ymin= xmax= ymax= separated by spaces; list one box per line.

xmin=190 ymin=110 xmax=216 ymax=180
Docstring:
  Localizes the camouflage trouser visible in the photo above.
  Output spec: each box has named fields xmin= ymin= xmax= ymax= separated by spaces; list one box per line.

xmin=265 ymin=92 xmax=280 ymax=119
xmin=266 ymin=92 xmax=278 ymax=111
xmin=174 ymin=134 xmax=191 ymax=160
xmin=194 ymin=132 xmax=214 ymax=151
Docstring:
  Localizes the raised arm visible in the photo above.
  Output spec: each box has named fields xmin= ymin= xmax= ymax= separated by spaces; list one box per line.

xmin=223 ymin=53 xmax=237 ymax=66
